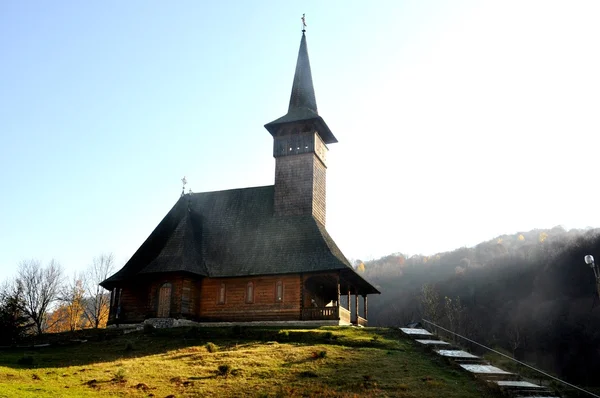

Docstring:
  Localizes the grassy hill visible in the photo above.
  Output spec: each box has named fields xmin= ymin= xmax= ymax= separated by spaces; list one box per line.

xmin=0 ymin=326 xmax=501 ymax=397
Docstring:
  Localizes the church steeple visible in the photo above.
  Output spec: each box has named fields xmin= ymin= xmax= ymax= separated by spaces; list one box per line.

xmin=287 ymin=32 xmax=318 ymax=119
xmin=264 ymin=31 xmax=337 ymax=144
xmin=265 ymin=26 xmax=337 ymax=226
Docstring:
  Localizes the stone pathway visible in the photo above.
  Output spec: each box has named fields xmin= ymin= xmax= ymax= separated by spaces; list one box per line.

xmin=399 ymin=327 xmax=560 ymax=398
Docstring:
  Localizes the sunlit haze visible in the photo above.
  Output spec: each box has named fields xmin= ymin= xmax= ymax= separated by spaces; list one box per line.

xmin=1 ymin=1 xmax=599 ymax=281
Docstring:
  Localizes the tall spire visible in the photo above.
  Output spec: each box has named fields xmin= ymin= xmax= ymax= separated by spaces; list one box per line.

xmin=265 ymin=28 xmax=337 ymax=144
xmin=287 ymin=32 xmax=318 ymax=117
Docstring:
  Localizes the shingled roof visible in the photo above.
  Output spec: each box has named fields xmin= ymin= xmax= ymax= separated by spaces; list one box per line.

xmin=101 ymin=186 xmax=379 ymax=295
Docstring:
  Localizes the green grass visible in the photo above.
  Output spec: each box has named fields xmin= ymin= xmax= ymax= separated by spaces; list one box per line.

xmin=0 ymin=327 xmax=501 ymax=397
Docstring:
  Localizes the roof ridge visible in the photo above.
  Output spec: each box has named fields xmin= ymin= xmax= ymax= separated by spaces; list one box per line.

xmin=187 ymin=185 xmax=274 ymax=196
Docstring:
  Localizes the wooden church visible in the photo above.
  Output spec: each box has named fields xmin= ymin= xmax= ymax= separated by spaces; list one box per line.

xmin=100 ymin=29 xmax=380 ymax=326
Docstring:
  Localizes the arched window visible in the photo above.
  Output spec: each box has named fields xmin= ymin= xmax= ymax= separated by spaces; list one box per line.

xmin=275 ymin=281 xmax=283 ymax=302
xmin=246 ymin=282 xmax=254 ymax=304
xmin=181 ymin=286 xmax=191 ymax=314
xmin=218 ymin=283 xmax=226 ymax=304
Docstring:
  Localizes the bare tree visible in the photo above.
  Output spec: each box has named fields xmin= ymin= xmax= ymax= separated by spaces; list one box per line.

xmin=444 ymin=295 xmax=466 ymax=342
xmin=17 ymin=259 xmax=63 ymax=335
xmin=420 ymin=283 xmax=442 ymax=325
xmin=506 ymin=320 xmax=522 ymax=358
xmin=83 ymin=253 xmax=115 ymax=328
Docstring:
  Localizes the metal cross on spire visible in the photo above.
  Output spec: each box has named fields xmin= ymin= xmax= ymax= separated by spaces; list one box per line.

xmin=301 ymin=13 xmax=307 ymax=32
xmin=181 ymin=176 xmax=187 ymax=197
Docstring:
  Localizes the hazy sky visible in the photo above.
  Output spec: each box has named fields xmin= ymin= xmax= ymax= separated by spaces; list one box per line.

xmin=1 ymin=1 xmax=599 ymax=282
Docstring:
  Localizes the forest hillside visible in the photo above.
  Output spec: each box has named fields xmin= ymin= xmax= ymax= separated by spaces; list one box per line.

xmin=360 ymin=226 xmax=600 ymax=387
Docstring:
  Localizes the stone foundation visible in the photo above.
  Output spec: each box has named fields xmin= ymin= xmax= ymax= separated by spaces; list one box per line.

xmin=108 ymin=318 xmax=351 ymax=330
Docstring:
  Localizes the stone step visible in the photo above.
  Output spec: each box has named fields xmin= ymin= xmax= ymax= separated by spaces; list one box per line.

xmin=435 ymin=349 xmax=479 ymax=359
xmin=494 ymin=380 xmax=546 ymax=391
xmin=399 ymin=327 xmax=434 ymax=338
xmin=452 ymin=358 xmax=488 ymax=366
xmin=402 ymin=327 xmax=561 ymax=397
xmin=460 ymin=364 xmax=516 ymax=381
xmin=414 ymin=339 xmax=450 ymax=347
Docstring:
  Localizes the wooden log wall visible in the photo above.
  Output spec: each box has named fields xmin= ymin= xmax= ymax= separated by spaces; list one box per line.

xmin=199 ymin=274 xmax=302 ymax=322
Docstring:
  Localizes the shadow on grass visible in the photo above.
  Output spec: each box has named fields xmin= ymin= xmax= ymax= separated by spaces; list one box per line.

xmin=0 ymin=326 xmax=404 ymax=370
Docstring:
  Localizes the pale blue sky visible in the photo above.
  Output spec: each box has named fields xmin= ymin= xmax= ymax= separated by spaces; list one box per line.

xmin=2 ymin=1 xmax=600 ymax=282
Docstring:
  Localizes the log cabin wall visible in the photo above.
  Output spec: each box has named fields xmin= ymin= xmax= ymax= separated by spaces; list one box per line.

xmin=117 ymin=284 xmax=149 ymax=323
xmin=107 ymin=274 xmax=203 ymax=325
xmin=199 ymin=274 xmax=302 ymax=321
xmin=147 ymin=274 xmax=202 ymax=320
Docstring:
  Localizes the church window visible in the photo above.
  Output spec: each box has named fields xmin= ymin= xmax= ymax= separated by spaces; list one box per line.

xmin=246 ymin=282 xmax=254 ymax=304
xmin=276 ymin=281 xmax=283 ymax=302
xmin=181 ymin=286 xmax=191 ymax=314
xmin=218 ymin=283 xmax=226 ymax=304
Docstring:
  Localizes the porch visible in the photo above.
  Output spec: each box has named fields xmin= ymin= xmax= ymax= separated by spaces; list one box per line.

xmin=302 ymin=273 xmax=372 ymax=326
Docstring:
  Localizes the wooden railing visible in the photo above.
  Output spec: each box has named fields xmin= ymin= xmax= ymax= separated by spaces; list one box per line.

xmin=339 ymin=307 xmax=351 ymax=323
xmin=301 ymin=306 xmax=364 ymax=324
xmin=302 ymin=307 xmax=338 ymax=320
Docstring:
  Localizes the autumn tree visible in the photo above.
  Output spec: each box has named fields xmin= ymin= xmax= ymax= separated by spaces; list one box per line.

xmin=17 ymin=259 xmax=63 ymax=335
xmin=46 ymin=304 xmax=71 ymax=333
xmin=83 ymin=254 xmax=115 ymax=328
xmin=58 ymin=273 xmax=86 ymax=332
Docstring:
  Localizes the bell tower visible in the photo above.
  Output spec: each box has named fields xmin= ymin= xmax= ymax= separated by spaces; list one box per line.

xmin=264 ymin=29 xmax=337 ymax=226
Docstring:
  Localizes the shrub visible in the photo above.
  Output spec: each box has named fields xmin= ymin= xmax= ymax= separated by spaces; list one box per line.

xmin=205 ymin=342 xmax=218 ymax=353
xmin=217 ymin=364 xmax=231 ymax=376
xmin=312 ymin=350 xmax=327 ymax=359
xmin=323 ymin=331 xmax=333 ymax=340
xmin=113 ymin=368 xmax=126 ymax=383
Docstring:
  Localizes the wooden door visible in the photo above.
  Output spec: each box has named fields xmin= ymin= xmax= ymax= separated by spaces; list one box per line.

xmin=157 ymin=283 xmax=172 ymax=318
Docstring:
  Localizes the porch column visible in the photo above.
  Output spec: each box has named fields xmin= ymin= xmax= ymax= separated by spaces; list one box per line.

xmin=354 ymin=294 xmax=359 ymax=324
xmin=116 ymin=288 xmax=122 ymax=320
xmin=336 ymin=281 xmax=341 ymax=320
xmin=347 ymin=288 xmax=351 ymax=311
xmin=363 ymin=295 xmax=368 ymax=320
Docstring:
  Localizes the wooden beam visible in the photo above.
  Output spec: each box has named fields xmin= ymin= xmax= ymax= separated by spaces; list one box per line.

xmin=347 ymin=288 xmax=351 ymax=312
xmin=363 ymin=295 xmax=368 ymax=320
xmin=354 ymin=294 xmax=359 ymax=324
xmin=336 ymin=279 xmax=340 ymax=309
